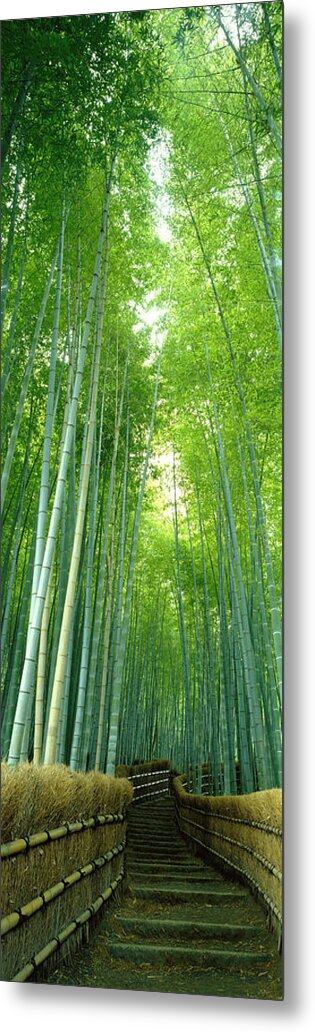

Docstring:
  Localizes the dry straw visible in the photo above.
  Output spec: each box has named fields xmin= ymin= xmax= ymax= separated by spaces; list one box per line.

xmin=173 ymin=775 xmax=281 ymax=828
xmin=1 ymin=762 xmax=133 ymax=841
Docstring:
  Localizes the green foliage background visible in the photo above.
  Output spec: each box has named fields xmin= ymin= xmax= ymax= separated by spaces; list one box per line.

xmin=1 ymin=4 xmax=282 ymax=790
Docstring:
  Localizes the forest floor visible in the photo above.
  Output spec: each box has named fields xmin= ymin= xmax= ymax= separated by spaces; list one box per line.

xmin=36 ymin=796 xmax=282 ymax=1000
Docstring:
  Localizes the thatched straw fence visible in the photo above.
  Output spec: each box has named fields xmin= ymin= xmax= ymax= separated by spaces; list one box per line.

xmin=172 ymin=775 xmax=282 ymax=949
xmin=1 ymin=763 xmax=133 ymax=982
xmin=116 ymin=759 xmax=171 ymax=801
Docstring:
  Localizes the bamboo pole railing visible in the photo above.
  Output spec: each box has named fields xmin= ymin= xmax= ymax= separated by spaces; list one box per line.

xmin=13 ymin=869 xmax=125 ymax=982
xmin=2 ymin=842 xmax=125 ymax=936
xmin=116 ymin=761 xmax=171 ymax=802
xmin=1 ymin=808 xmax=127 ymax=981
xmin=172 ymin=776 xmax=282 ymax=950
xmin=1 ymin=812 xmax=125 ymax=859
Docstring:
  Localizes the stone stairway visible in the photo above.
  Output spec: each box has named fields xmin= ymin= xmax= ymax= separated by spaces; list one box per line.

xmin=44 ymin=795 xmax=282 ymax=999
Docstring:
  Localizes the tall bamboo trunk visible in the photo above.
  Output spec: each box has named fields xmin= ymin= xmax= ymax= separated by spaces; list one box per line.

xmin=44 ymin=213 xmax=111 ymax=765
xmin=7 ymin=168 xmax=115 ymax=766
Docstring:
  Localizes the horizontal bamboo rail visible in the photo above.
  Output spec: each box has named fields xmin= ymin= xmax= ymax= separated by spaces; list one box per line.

xmin=127 ymin=771 xmax=169 ymax=782
xmin=1 ymin=812 xmax=125 ymax=859
xmin=1 ymin=842 xmax=125 ymax=936
xmin=117 ymin=761 xmax=171 ymax=797
xmin=129 ymin=773 xmax=170 ymax=801
xmin=13 ymin=868 xmax=125 ymax=982
xmin=123 ymin=766 xmax=171 ymax=803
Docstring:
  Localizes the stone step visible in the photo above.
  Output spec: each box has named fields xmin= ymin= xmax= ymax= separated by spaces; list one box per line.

xmin=130 ymin=805 xmax=174 ymax=814
xmin=114 ymin=916 xmax=266 ymax=943
xmin=127 ymin=838 xmax=186 ymax=847
xmin=131 ymin=801 xmax=172 ymax=808
xmin=128 ymin=821 xmax=178 ymax=831
xmin=127 ymin=862 xmax=223 ymax=878
xmin=129 ymin=817 xmax=176 ymax=827
xmin=128 ymin=843 xmax=187 ymax=851
xmin=129 ymin=819 xmax=176 ymax=827
xmin=128 ymin=813 xmax=176 ymax=821
xmin=129 ymin=830 xmax=179 ymax=837
xmin=129 ymin=870 xmax=226 ymax=886
xmin=127 ymin=850 xmax=189 ymax=861
xmin=128 ymin=834 xmax=180 ymax=843
xmin=106 ymin=940 xmax=273 ymax=971
xmin=131 ymin=884 xmax=249 ymax=904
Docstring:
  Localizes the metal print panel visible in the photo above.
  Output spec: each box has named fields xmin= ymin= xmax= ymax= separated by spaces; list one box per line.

xmin=1 ymin=0 xmax=283 ymax=1001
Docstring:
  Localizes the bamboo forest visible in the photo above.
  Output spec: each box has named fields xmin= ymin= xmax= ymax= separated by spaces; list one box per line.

xmin=1 ymin=3 xmax=282 ymax=792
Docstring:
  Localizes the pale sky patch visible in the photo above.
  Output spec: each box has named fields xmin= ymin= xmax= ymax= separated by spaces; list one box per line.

xmin=147 ymin=133 xmax=173 ymax=244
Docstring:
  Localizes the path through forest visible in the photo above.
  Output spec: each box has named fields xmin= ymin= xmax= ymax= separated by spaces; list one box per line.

xmin=40 ymin=797 xmax=282 ymax=999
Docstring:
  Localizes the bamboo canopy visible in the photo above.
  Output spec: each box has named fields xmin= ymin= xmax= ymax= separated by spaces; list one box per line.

xmin=1 ymin=5 xmax=282 ymax=793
